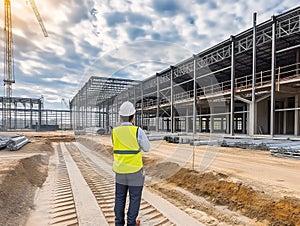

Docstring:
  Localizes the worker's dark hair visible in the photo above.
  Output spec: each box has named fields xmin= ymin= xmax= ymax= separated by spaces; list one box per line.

xmin=120 ymin=114 xmax=134 ymax=122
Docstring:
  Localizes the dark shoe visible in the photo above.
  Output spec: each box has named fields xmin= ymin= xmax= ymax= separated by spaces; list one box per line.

xmin=136 ymin=219 xmax=140 ymax=226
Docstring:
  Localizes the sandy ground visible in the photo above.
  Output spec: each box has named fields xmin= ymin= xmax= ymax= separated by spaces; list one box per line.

xmin=81 ymin=135 xmax=300 ymax=225
xmin=0 ymin=132 xmax=299 ymax=225
xmin=97 ymin=135 xmax=300 ymax=199
xmin=0 ymin=131 xmax=73 ymax=226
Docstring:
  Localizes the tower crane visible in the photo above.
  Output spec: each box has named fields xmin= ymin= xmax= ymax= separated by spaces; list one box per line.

xmin=3 ymin=0 xmax=48 ymax=98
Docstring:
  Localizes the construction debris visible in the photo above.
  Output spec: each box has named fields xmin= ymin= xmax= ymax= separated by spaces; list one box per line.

xmin=160 ymin=134 xmax=300 ymax=160
xmin=270 ymin=148 xmax=300 ymax=159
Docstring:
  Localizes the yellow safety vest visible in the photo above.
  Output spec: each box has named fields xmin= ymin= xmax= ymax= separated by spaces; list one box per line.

xmin=112 ymin=125 xmax=143 ymax=174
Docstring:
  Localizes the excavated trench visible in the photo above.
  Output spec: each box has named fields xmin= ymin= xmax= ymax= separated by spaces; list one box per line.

xmin=147 ymin=163 xmax=300 ymax=225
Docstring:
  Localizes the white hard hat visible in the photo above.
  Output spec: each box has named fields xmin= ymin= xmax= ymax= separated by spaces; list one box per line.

xmin=119 ymin=101 xmax=136 ymax=116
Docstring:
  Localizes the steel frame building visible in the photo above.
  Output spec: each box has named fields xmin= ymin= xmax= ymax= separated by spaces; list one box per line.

xmin=72 ymin=6 xmax=300 ymax=137
xmin=71 ymin=76 xmax=139 ymax=131
xmin=0 ymin=97 xmax=72 ymax=131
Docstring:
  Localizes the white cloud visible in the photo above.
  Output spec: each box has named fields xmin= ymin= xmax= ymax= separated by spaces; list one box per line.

xmin=0 ymin=0 xmax=298 ymax=108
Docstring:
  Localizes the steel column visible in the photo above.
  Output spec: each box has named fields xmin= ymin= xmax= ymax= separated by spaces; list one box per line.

xmin=85 ymin=85 xmax=88 ymax=128
xmin=141 ymin=82 xmax=144 ymax=128
xmin=226 ymin=103 xmax=230 ymax=134
xmin=193 ymin=55 xmax=197 ymax=134
xmin=295 ymin=95 xmax=299 ymax=136
xmin=77 ymin=95 xmax=80 ymax=129
xmin=14 ymin=101 xmax=17 ymax=129
xmin=297 ymin=49 xmax=300 ymax=75
xmin=23 ymin=103 xmax=26 ymax=128
xmin=230 ymin=36 xmax=236 ymax=136
xmin=60 ymin=112 xmax=62 ymax=129
xmin=242 ymin=105 xmax=246 ymax=134
xmin=102 ymin=103 xmax=105 ymax=128
xmin=134 ymin=86 xmax=137 ymax=125
xmin=250 ymin=12 xmax=257 ymax=136
xmin=186 ymin=108 xmax=189 ymax=132
xmin=170 ymin=66 xmax=174 ymax=133
xmin=38 ymin=99 xmax=41 ymax=131
xmin=106 ymin=102 xmax=109 ymax=132
xmin=156 ymin=73 xmax=160 ymax=132
xmin=115 ymin=97 xmax=118 ymax=127
xmin=70 ymin=102 xmax=73 ymax=129
xmin=270 ymin=16 xmax=277 ymax=137
xmin=283 ymin=98 xmax=287 ymax=134
xmin=30 ymin=100 xmax=33 ymax=128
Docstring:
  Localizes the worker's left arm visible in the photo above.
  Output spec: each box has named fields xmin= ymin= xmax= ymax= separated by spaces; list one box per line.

xmin=137 ymin=128 xmax=150 ymax=152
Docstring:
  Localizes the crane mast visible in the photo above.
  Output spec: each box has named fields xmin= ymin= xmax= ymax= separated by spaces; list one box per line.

xmin=4 ymin=0 xmax=14 ymax=98
xmin=3 ymin=0 xmax=48 ymax=130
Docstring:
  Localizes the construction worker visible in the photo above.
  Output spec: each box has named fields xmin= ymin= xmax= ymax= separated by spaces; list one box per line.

xmin=112 ymin=101 xmax=150 ymax=226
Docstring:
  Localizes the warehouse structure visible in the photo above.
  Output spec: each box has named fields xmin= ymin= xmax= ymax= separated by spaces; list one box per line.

xmin=71 ymin=6 xmax=300 ymax=137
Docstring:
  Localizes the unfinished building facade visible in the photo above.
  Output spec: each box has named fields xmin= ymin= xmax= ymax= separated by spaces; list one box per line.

xmin=71 ymin=6 xmax=300 ymax=137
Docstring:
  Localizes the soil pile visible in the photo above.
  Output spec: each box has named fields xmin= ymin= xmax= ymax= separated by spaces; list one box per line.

xmin=30 ymin=135 xmax=75 ymax=143
xmin=166 ymin=167 xmax=300 ymax=225
xmin=0 ymin=141 xmax=52 ymax=226
xmin=76 ymin=136 xmax=113 ymax=160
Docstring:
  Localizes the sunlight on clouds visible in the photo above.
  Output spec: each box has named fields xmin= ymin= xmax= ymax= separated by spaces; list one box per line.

xmin=45 ymin=42 xmax=66 ymax=56
xmin=84 ymin=40 xmax=192 ymax=82
xmin=42 ymin=75 xmax=79 ymax=86
xmin=18 ymin=59 xmax=49 ymax=76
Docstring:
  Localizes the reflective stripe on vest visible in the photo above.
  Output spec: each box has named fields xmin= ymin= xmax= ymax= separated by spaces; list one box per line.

xmin=112 ymin=125 xmax=143 ymax=174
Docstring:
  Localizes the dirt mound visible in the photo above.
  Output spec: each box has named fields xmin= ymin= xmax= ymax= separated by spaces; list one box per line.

xmin=21 ymin=140 xmax=54 ymax=154
xmin=0 ymin=143 xmax=51 ymax=226
xmin=166 ymin=167 xmax=300 ymax=225
xmin=143 ymin=156 xmax=160 ymax=166
xmin=145 ymin=161 xmax=182 ymax=181
xmin=76 ymin=137 xmax=113 ymax=160
xmin=31 ymin=135 xmax=75 ymax=143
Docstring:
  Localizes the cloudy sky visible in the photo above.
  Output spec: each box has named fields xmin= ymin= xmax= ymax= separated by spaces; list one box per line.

xmin=0 ymin=0 xmax=298 ymax=109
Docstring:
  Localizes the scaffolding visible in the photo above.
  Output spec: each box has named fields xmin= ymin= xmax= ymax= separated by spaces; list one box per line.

xmin=72 ymin=6 xmax=300 ymax=137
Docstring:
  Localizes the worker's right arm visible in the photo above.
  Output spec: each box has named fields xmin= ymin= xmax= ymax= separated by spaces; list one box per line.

xmin=137 ymin=128 xmax=150 ymax=152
